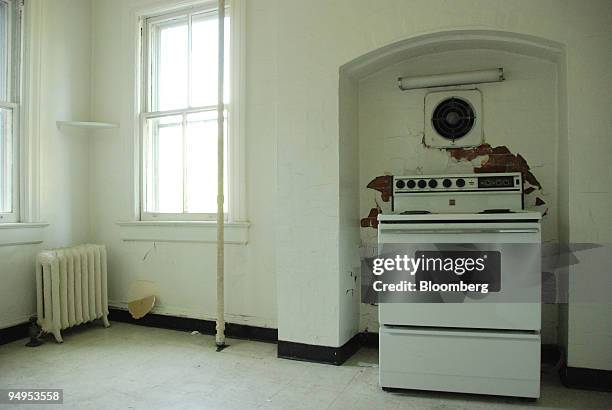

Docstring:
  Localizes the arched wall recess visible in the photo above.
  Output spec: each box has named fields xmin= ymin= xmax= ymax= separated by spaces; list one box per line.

xmin=337 ymin=29 xmax=569 ymax=344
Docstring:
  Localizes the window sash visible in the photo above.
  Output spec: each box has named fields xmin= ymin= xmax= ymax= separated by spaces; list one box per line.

xmin=140 ymin=106 xmax=229 ymax=221
xmin=143 ymin=3 xmax=228 ymax=113
xmin=0 ymin=0 xmax=19 ymax=223
xmin=140 ymin=2 xmax=230 ymax=222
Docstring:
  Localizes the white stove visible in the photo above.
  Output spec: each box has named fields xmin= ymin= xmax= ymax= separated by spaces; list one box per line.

xmin=378 ymin=172 xmax=541 ymax=399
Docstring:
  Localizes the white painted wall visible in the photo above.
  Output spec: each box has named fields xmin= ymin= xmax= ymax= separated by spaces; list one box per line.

xmin=273 ymin=0 xmax=612 ymax=355
xmin=338 ymin=74 xmax=361 ymax=344
xmin=356 ymin=49 xmax=560 ymax=343
xmin=3 ymin=0 xmax=609 ymax=371
xmin=88 ymin=0 xmax=277 ymax=328
xmin=0 ymin=0 xmax=92 ymax=329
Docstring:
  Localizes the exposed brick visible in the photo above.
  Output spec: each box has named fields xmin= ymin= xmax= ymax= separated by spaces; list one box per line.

xmin=360 ymin=207 xmax=381 ymax=229
xmin=449 ymin=144 xmax=542 ymax=190
xmin=361 ymin=144 xmax=545 ymax=231
xmin=366 ymin=175 xmax=393 ymax=202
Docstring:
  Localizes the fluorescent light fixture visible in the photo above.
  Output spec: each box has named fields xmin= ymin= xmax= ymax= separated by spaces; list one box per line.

xmin=398 ymin=68 xmax=504 ymax=91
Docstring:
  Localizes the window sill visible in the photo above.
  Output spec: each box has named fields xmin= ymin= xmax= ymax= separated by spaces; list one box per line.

xmin=0 ymin=223 xmax=49 ymax=246
xmin=116 ymin=221 xmax=250 ymax=244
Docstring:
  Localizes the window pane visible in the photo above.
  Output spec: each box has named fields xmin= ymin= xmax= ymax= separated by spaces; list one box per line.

xmin=144 ymin=115 xmax=183 ymax=213
xmin=185 ymin=110 xmax=227 ymax=213
xmin=0 ymin=1 xmax=8 ymax=101
xmin=191 ymin=14 xmax=230 ymax=107
xmin=0 ymin=107 xmax=12 ymax=213
xmin=154 ymin=19 xmax=188 ymax=111
xmin=143 ymin=6 xmax=233 ymax=219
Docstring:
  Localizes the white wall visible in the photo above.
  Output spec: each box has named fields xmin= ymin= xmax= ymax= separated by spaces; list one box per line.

xmin=273 ymin=0 xmax=612 ymax=352
xmin=88 ymin=0 xmax=277 ymax=329
xmin=4 ymin=0 xmax=610 ymax=369
xmin=338 ymin=74 xmax=361 ymax=344
xmin=356 ymin=49 xmax=560 ymax=343
xmin=86 ymin=0 xmax=608 ymax=366
xmin=0 ymin=0 xmax=92 ymax=329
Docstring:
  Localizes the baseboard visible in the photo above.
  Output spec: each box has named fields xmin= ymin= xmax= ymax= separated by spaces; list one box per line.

xmin=5 ymin=312 xmax=567 ymax=373
xmin=277 ymin=335 xmax=360 ymax=366
xmin=0 ymin=322 xmax=30 ymax=346
xmin=560 ymin=365 xmax=612 ymax=392
xmin=108 ymin=307 xmax=278 ymax=344
xmin=358 ymin=331 xmax=379 ymax=348
xmin=541 ymin=343 xmax=561 ymax=365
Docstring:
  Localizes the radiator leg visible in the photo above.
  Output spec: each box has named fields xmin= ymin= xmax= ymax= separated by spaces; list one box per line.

xmin=52 ymin=329 xmax=63 ymax=344
xmin=102 ymin=315 xmax=110 ymax=328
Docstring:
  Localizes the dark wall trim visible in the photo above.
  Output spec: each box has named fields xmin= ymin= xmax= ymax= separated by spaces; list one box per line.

xmin=0 ymin=322 xmax=29 ymax=346
xmin=278 ymin=335 xmax=360 ymax=366
xmin=541 ymin=343 xmax=561 ymax=365
xmin=3 ymin=313 xmax=576 ymax=378
xmin=560 ymin=366 xmax=612 ymax=392
xmin=108 ymin=308 xmax=278 ymax=344
xmin=358 ymin=331 xmax=379 ymax=348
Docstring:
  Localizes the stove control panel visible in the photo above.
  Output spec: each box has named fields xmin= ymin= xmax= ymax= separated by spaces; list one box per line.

xmin=393 ymin=172 xmax=522 ymax=195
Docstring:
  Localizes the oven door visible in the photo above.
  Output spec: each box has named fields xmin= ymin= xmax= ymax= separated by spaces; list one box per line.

xmin=377 ymin=221 xmax=541 ymax=331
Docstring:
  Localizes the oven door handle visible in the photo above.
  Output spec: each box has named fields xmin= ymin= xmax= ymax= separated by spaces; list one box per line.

xmin=381 ymin=228 xmax=540 ymax=234
xmin=382 ymin=326 xmax=540 ymax=340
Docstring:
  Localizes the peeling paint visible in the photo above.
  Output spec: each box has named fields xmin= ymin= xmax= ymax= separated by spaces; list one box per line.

xmin=360 ymin=207 xmax=381 ymax=229
xmin=448 ymin=143 xmax=542 ymax=189
xmin=361 ymin=143 xmax=547 ymax=230
xmin=366 ymin=175 xmax=393 ymax=202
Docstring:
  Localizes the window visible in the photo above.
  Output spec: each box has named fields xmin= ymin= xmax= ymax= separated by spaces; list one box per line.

xmin=141 ymin=3 xmax=231 ymax=221
xmin=0 ymin=0 xmax=20 ymax=223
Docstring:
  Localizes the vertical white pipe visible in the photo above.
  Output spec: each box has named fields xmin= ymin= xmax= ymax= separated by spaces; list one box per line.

xmin=215 ymin=0 xmax=226 ymax=348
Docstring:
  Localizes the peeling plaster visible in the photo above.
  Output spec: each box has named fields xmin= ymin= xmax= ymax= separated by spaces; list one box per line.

xmin=366 ymin=175 xmax=393 ymax=202
xmin=448 ymin=144 xmax=542 ymax=189
xmin=360 ymin=207 xmax=382 ymax=229
xmin=361 ymin=143 xmax=548 ymax=228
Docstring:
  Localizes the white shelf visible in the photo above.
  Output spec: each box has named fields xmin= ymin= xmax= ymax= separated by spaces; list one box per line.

xmin=56 ymin=121 xmax=118 ymax=129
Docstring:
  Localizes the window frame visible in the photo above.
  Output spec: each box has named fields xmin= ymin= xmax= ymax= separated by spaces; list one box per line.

xmin=138 ymin=1 xmax=240 ymax=223
xmin=0 ymin=0 xmax=22 ymax=224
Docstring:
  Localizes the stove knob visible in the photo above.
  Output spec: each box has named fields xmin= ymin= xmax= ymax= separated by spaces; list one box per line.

xmin=417 ymin=179 xmax=427 ymax=188
xmin=395 ymin=180 xmax=405 ymax=189
xmin=406 ymin=180 xmax=416 ymax=189
xmin=428 ymin=179 xmax=438 ymax=188
xmin=456 ymin=178 xmax=466 ymax=188
xmin=442 ymin=178 xmax=452 ymax=188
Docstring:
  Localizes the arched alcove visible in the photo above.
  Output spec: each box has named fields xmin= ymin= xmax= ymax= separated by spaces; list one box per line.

xmin=338 ymin=29 xmax=568 ymax=343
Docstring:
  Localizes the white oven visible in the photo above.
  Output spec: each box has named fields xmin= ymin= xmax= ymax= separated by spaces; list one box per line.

xmin=377 ymin=173 xmax=542 ymax=398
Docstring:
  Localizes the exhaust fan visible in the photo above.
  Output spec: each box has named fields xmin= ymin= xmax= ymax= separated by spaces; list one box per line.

xmin=424 ymin=89 xmax=483 ymax=148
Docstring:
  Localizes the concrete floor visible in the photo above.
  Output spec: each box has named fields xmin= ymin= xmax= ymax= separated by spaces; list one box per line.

xmin=1 ymin=322 xmax=611 ymax=409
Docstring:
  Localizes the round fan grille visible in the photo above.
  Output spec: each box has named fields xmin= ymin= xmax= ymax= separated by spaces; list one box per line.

xmin=431 ymin=97 xmax=475 ymax=140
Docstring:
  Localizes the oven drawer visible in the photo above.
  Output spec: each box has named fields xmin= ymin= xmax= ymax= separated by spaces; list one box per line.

xmin=379 ymin=326 xmax=540 ymax=398
xmin=379 ymin=302 xmax=541 ymax=330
